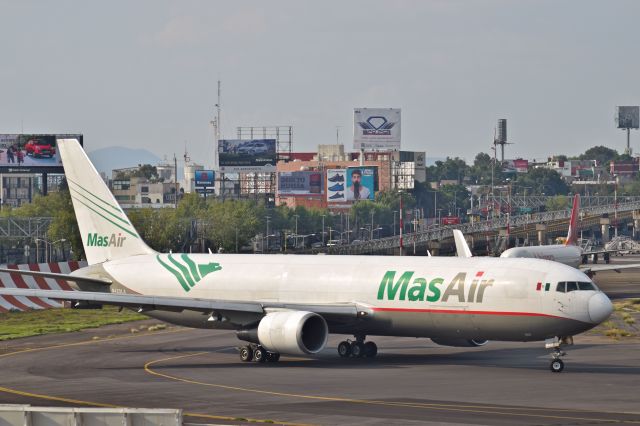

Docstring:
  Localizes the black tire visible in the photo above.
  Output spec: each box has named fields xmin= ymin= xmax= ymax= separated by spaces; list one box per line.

xmin=338 ymin=341 xmax=352 ymax=358
xmin=253 ymin=346 xmax=267 ymax=363
xmin=364 ymin=341 xmax=378 ymax=358
xmin=266 ymin=352 xmax=280 ymax=362
xmin=239 ymin=346 xmax=253 ymax=362
xmin=550 ymin=359 xmax=564 ymax=373
xmin=351 ymin=341 xmax=365 ymax=358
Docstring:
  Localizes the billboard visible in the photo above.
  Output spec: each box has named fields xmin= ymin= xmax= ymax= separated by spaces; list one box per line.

xmin=345 ymin=166 xmax=377 ymax=201
xmin=353 ymin=108 xmax=401 ymax=151
xmin=195 ymin=170 xmax=215 ymax=186
xmin=617 ymin=106 xmax=639 ymax=129
xmin=278 ymin=171 xmax=323 ymax=195
xmin=0 ymin=134 xmax=83 ymax=173
xmin=504 ymin=159 xmax=529 ymax=173
xmin=218 ymin=139 xmax=277 ymax=172
xmin=326 ymin=169 xmax=346 ymax=203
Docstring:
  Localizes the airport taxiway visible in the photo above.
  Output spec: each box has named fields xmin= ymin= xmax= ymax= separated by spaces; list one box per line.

xmin=0 ymin=323 xmax=639 ymax=425
xmin=0 ymin=258 xmax=639 ymax=425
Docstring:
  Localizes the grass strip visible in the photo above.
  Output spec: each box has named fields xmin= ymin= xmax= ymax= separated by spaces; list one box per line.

xmin=0 ymin=306 xmax=147 ymax=341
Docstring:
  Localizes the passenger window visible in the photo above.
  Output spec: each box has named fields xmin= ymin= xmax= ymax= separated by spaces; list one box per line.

xmin=578 ymin=282 xmax=595 ymax=291
xmin=566 ymin=282 xmax=578 ymax=292
xmin=556 ymin=282 xmax=566 ymax=293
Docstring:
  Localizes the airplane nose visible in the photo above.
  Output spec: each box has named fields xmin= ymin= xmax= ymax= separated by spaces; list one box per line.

xmin=588 ymin=292 xmax=613 ymax=323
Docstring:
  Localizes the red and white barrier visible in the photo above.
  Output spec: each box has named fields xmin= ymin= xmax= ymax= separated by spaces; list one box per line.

xmin=0 ymin=261 xmax=87 ymax=312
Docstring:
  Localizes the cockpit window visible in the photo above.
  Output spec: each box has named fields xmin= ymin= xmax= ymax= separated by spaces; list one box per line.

xmin=556 ymin=281 xmax=598 ymax=293
xmin=578 ymin=282 xmax=596 ymax=291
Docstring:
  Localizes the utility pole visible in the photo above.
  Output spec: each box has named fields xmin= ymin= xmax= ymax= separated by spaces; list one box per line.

xmin=174 ymin=154 xmax=178 ymax=208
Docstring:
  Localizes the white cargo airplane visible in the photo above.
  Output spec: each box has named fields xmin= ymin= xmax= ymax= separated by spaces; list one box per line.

xmin=0 ymin=140 xmax=613 ymax=372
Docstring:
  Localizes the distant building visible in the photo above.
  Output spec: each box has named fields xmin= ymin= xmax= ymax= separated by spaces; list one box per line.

xmin=111 ymin=176 xmax=180 ymax=209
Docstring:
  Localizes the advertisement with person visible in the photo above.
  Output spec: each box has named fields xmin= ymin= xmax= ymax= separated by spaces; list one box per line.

xmin=353 ymin=108 xmax=401 ymax=151
xmin=0 ymin=134 xmax=83 ymax=173
xmin=218 ymin=139 xmax=277 ymax=172
xmin=346 ymin=166 xmax=377 ymax=201
xmin=278 ymin=171 xmax=323 ymax=196
xmin=326 ymin=169 xmax=346 ymax=202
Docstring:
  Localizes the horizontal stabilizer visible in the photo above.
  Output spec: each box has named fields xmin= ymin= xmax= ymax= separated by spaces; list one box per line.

xmin=0 ymin=268 xmax=112 ymax=286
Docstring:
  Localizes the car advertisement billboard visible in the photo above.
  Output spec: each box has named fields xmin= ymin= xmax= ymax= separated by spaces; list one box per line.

xmin=326 ymin=169 xmax=347 ymax=203
xmin=345 ymin=166 xmax=377 ymax=201
xmin=0 ymin=134 xmax=83 ymax=173
xmin=278 ymin=171 xmax=323 ymax=195
xmin=218 ymin=139 xmax=277 ymax=172
xmin=353 ymin=108 xmax=401 ymax=151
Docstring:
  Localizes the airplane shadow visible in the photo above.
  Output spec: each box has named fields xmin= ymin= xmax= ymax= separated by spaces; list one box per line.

xmin=112 ymin=344 xmax=640 ymax=375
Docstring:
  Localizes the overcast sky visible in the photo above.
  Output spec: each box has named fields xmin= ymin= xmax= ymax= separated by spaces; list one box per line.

xmin=1 ymin=0 xmax=639 ymax=167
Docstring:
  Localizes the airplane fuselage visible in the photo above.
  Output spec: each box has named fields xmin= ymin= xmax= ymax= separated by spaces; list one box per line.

xmin=81 ymin=254 xmax=607 ymax=342
xmin=500 ymin=245 xmax=583 ymax=268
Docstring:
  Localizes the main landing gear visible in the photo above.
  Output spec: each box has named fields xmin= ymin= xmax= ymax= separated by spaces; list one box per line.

xmin=546 ymin=336 xmax=572 ymax=373
xmin=239 ymin=344 xmax=280 ymax=363
xmin=337 ymin=335 xmax=378 ymax=358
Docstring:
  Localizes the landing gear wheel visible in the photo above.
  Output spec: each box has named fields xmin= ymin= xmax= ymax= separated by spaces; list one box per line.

xmin=253 ymin=346 xmax=267 ymax=363
xmin=239 ymin=345 xmax=253 ymax=362
xmin=364 ymin=341 xmax=378 ymax=358
xmin=351 ymin=341 xmax=365 ymax=358
xmin=338 ymin=341 xmax=352 ymax=358
xmin=550 ymin=359 xmax=564 ymax=373
xmin=266 ymin=352 xmax=280 ymax=362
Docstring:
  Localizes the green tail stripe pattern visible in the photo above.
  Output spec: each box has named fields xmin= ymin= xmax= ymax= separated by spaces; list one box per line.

xmin=156 ymin=254 xmax=222 ymax=292
xmin=68 ymin=180 xmax=132 ymax=226
xmin=181 ymin=254 xmax=201 ymax=282
xmin=67 ymin=177 xmax=123 ymax=213
xmin=72 ymin=196 xmax=139 ymax=239
xmin=156 ymin=255 xmax=190 ymax=292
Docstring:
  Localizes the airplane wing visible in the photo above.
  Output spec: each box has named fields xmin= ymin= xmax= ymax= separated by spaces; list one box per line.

xmin=0 ymin=287 xmax=362 ymax=322
xmin=579 ymin=263 xmax=640 ymax=274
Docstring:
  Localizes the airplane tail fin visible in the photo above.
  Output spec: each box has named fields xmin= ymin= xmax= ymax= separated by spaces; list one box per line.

xmin=565 ymin=194 xmax=580 ymax=246
xmin=58 ymin=139 xmax=155 ymax=265
xmin=453 ymin=229 xmax=473 ymax=257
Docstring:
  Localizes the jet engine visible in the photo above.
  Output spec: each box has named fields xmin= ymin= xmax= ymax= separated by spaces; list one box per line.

xmin=431 ymin=338 xmax=488 ymax=347
xmin=255 ymin=311 xmax=328 ymax=355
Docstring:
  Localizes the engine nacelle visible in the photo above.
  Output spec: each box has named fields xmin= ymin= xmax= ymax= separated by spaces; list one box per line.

xmin=257 ymin=311 xmax=328 ymax=355
xmin=431 ymin=338 xmax=488 ymax=347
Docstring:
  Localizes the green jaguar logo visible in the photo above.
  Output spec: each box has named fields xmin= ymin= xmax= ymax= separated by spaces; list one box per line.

xmin=156 ymin=254 xmax=222 ymax=292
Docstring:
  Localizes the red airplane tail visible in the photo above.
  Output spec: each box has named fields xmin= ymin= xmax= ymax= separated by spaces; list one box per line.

xmin=565 ymin=194 xmax=580 ymax=246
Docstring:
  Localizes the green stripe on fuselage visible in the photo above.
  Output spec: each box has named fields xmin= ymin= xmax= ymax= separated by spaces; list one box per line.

xmin=156 ymin=255 xmax=190 ymax=292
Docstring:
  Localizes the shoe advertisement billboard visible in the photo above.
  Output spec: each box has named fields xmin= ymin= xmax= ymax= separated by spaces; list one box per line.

xmin=326 ymin=169 xmax=346 ymax=203
xmin=0 ymin=134 xmax=83 ymax=174
xmin=218 ymin=139 xmax=277 ymax=172
xmin=278 ymin=171 xmax=324 ymax=196
xmin=346 ymin=166 xmax=377 ymax=201
xmin=353 ymin=108 xmax=401 ymax=151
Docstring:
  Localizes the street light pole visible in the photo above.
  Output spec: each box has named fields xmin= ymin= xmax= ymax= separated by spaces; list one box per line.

xmin=370 ymin=210 xmax=374 ymax=241
xmin=321 ymin=214 xmax=325 ymax=246
xmin=393 ymin=210 xmax=397 ymax=236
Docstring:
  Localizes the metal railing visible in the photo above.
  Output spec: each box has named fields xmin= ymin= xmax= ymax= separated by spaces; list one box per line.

xmin=327 ymin=199 xmax=640 ymax=255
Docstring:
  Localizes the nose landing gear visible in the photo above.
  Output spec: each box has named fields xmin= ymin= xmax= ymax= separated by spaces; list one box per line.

xmin=546 ymin=336 xmax=572 ymax=373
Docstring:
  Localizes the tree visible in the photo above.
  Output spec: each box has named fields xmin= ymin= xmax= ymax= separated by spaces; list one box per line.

xmin=579 ymin=146 xmax=619 ymax=166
